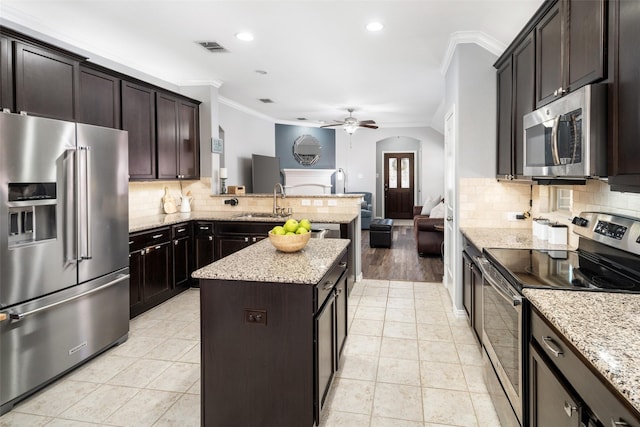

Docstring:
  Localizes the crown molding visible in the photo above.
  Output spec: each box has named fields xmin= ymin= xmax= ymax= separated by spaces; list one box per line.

xmin=218 ymin=96 xmax=275 ymax=122
xmin=180 ymin=80 xmax=224 ymax=89
xmin=440 ymin=31 xmax=506 ymax=76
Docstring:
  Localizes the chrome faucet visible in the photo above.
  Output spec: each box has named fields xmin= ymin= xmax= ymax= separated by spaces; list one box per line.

xmin=273 ymin=183 xmax=286 ymax=215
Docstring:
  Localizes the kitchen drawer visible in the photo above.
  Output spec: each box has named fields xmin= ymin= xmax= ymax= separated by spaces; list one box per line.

xmin=314 ymin=252 xmax=347 ymax=313
xmin=195 ymin=221 xmax=214 ymax=236
xmin=172 ymin=222 xmax=190 ymax=239
xmin=129 ymin=227 xmax=171 ymax=252
xmin=531 ymin=307 xmax=640 ymax=426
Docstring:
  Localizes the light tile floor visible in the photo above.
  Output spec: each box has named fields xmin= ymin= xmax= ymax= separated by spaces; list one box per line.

xmin=0 ymin=279 xmax=501 ymax=427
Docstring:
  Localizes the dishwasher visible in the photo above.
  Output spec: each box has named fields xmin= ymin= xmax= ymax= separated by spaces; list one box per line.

xmin=310 ymin=223 xmax=341 ymax=239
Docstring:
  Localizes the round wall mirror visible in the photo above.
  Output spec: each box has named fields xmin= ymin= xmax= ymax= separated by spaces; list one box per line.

xmin=292 ymin=134 xmax=321 ymax=166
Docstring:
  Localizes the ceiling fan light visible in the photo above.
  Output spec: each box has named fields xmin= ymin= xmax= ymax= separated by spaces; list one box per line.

xmin=344 ymin=123 xmax=358 ymax=134
xmin=236 ymin=32 xmax=254 ymax=41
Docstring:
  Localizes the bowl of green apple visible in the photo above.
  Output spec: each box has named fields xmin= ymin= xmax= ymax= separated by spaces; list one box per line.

xmin=268 ymin=218 xmax=312 ymax=252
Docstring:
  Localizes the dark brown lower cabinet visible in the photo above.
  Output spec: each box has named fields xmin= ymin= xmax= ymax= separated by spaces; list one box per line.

xmin=128 ymin=226 xmax=188 ymax=318
xmin=172 ymin=222 xmax=192 ymax=288
xmin=200 ymin=251 xmax=348 ymax=427
xmin=462 ymin=236 xmax=483 ymax=345
xmin=529 ymin=343 xmax=582 ymax=427
xmin=214 ymin=221 xmax=272 ymax=260
xmin=194 ymin=221 xmax=215 ymax=270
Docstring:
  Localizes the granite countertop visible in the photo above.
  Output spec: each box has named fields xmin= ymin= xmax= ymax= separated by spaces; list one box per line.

xmin=461 ymin=227 xmax=575 ymax=251
xmin=129 ymin=211 xmax=358 ymax=233
xmin=192 ymin=238 xmax=350 ymax=285
xmin=524 ymin=288 xmax=640 ymax=414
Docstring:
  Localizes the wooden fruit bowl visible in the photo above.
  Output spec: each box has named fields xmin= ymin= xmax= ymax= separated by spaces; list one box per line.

xmin=268 ymin=231 xmax=311 ymax=252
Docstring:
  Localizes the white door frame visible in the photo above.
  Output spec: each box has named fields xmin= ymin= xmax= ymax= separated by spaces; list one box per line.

xmin=443 ymin=105 xmax=456 ymax=296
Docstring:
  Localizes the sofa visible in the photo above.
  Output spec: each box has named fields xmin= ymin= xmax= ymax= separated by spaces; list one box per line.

xmin=413 ymin=206 xmax=444 ymax=256
xmin=346 ymin=191 xmax=372 ymax=229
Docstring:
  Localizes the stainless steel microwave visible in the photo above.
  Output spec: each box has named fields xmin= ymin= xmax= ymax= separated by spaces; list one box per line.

xmin=523 ymin=84 xmax=607 ymax=178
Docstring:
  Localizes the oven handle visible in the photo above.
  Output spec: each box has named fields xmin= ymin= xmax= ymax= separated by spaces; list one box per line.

xmin=476 ymin=257 xmax=522 ymax=307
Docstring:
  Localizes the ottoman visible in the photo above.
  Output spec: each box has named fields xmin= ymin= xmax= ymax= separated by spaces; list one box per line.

xmin=369 ymin=218 xmax=394 ymax=248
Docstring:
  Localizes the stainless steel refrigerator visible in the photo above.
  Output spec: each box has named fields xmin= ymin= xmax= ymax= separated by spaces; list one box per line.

xmin=0 ymin=112 xmax=130 ymax=414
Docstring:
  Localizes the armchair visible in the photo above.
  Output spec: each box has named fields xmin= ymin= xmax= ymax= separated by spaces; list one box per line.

xmin=413 ymin=206 xmax=444 ymax=256
xmin=346 ymin=191 xmax=372 ymax=229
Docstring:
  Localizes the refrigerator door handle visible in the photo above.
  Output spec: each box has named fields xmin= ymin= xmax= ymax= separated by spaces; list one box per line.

xmin=8 ymin=274 xmax=129 ymax=321
xmin=65 ymin=148 xmax=79 ymax=265
xmin=79 ymin=146 xmax=92 ymax=260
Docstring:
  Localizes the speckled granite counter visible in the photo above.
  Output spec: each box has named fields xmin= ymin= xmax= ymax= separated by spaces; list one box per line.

xmin=192 ymin=238 xmax=350 ymax=285
xmin=524 ymin=288 xmax=640 ymax=414
xmin=129 ymin=211 xmax=358 ymax=233
xmin=461 ymin=227 xmax=575 ymax=251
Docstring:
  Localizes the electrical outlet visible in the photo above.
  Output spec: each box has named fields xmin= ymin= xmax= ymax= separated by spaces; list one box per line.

xmin=328 ymin=199 xmax=337 ymax=206
xmin=313 ymin=200 xmax=323 ymax=206
xmin=244 ymin=309 xmax=267 ymax=325
xmin=301 ymin=199 xmax=311 ymax=206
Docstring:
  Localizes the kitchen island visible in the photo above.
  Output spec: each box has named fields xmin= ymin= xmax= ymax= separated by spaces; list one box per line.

xmin=192 ymin=238 xmax=350 ymax=427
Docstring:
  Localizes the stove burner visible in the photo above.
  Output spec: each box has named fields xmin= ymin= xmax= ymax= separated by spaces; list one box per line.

xmin=573 ymin=268 xmax=639 ymax=291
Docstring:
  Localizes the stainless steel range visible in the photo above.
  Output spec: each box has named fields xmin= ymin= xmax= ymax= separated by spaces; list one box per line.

xmin=477 ymin=212 xmax=640 ymax=427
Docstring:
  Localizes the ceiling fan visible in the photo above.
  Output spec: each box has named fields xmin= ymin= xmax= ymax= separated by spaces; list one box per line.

xmin=320 ymin=108 xmax=378 ymax=134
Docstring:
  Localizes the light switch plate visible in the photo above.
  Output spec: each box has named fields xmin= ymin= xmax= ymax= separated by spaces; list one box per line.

xmin=301 ymin=199 xmax=311 ymax=206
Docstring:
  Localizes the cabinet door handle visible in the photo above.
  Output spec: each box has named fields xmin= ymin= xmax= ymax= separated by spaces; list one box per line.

xmin=208 ymin=236 xmax=213 ymax=241
xmin=174 ymin=240 xmax=179 ymax=245
xmin=244 ymin=237 xmax=249 ymax=242
xmin=177 ymin=228 xmax=186 ymax=233
xmin=611 ymin=419 xmax=631 ymax=427
xmin=338 ymin=262 xmax=347 ymax=269
xmin=152 ymin=234 xmax=163 ymax=239
xmin=542 ymin=336 xmax=564 ymax=357
xmin=563 ymin=401 xmax=577 ymax=417
xmin=323 ymin=281 xmax=334 ymax=290
xmin=200 ymin=226 xmax=209 ymax=230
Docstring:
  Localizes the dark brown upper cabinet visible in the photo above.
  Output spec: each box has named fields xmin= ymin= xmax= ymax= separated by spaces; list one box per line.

xmin=78 ymin=65 xmax=121 ymax=128
xmin=608 ymin=0 xmax=640 ymax=192
xmin=496 ymin=32 xmax=535 ymax=180
xmin=535 ymin=0 xmax=606 ymax=108
xmin=13 ymin=41 xmax=80 ymax=121
xmin=122 ymin=80 xmax=156 ymax=180
xmin=156 ymin=93 xmax=200 ymax=180
xmin=0 ymin=35 xmax=13 ymax=112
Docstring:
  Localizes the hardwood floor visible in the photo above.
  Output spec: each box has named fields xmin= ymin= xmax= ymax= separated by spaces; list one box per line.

xmin=360 ymin=225 xmax=444 ymax=282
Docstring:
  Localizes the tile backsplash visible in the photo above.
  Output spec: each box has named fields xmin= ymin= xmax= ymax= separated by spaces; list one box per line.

xmin=459 ymin=178 xmax=640 ymax=247
xmin=129 ymin=179 xmax=360 ymax=219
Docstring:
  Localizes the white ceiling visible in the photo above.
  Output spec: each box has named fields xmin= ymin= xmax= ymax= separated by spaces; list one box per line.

xmin=1 ymin=0 xmax=543 ymax=131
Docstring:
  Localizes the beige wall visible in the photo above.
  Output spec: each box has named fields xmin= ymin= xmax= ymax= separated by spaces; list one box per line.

xmin=460 ymin=178 xmax=640 ymax=247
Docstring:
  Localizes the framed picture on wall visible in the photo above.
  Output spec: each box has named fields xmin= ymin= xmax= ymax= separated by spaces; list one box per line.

xmin=212 ymin=138 xmax=224 ymax=154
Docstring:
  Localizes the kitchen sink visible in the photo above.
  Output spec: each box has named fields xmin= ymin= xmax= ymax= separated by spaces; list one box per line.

xmin=233 ymin=212 xmax=289 ymax=219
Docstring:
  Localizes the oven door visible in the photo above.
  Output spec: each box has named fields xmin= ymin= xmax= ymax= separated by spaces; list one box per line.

xmin=478 ymin=257 xmax=523 ymax=425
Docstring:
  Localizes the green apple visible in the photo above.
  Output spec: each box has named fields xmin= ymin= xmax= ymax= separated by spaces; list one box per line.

xmin=271 ymin=225 xmax=286 ymax=235
xmin=283 ymin=218 xmax=299 ymax=233
xmin=295 ymin=226 xmax=308 ymax=234
xmin=285 ymin=231 xmax=295 ymax=235
xmin=299 ymin=219 xmax=312 ymax=231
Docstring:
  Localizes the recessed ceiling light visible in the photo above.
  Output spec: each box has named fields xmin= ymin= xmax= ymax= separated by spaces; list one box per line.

xmin=236 ymin=32 xmax=254 ymax=41
xmin=366 ymin=22 xmax=384 ymax=32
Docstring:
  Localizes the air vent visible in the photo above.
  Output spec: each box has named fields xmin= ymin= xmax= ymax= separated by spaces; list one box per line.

xmin=259 ymin=98 xmax=274 ymax=104
xmin=198 ymin=41 xmax=228 ymax=53
xmin=297 ymin=117 xmax=307 ymax=121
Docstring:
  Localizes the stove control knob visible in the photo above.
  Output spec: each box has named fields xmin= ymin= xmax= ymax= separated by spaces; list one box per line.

xmin=571 ymin=216 xmax=589 ymax=227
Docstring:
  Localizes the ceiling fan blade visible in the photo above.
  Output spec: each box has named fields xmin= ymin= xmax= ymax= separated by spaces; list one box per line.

xmin=320 ymin=123 xmax=342 ymax=128
xmin=359 ymin=124 xmax=378 ymax=129
xmin=358 ymin=120 xmax=376 ymax=125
